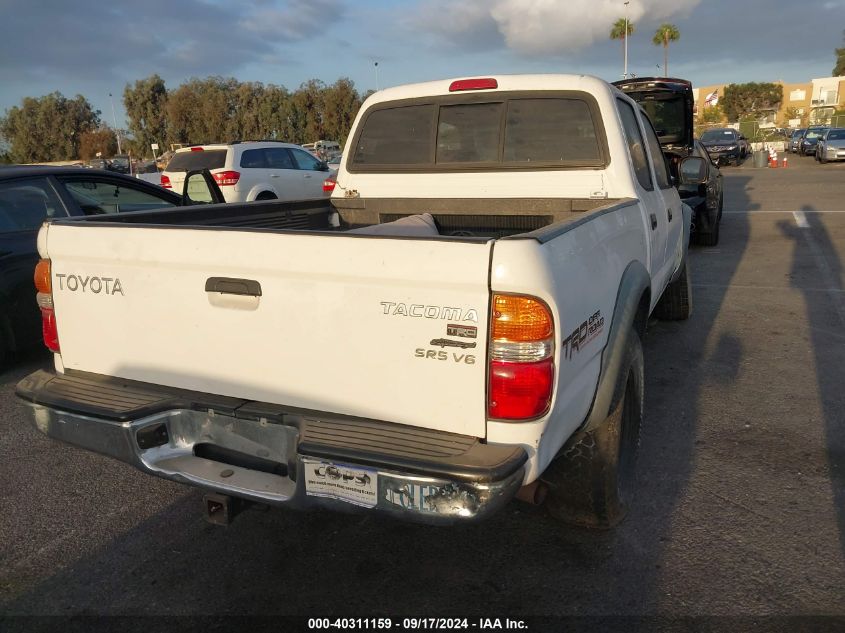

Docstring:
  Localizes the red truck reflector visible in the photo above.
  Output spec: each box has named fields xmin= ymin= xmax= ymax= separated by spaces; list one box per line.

xmin=449 ymin=78 xmax=498 ymax=92
xmin=489 ymin=358 xmax=554 ymax=419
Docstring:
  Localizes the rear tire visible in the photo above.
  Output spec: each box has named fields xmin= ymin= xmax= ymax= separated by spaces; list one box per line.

xmin=694 ymin=210 xmax=720 ymax=246
xmin=654 ymin=257 xmax=692 ymax=320
xmin=0 ymin=314 xmax=12 ymax=371
xmin=255 ymin=191 xmax=277 ymax=201
xmin=542 ymin=331 xmax=644 ymax=529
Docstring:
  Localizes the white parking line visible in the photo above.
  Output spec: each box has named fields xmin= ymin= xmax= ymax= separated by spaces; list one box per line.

xmin=693 ymin=283 xmax=845 ymax=293
xmin=793 ymin=211 xmax=810 ymax=228
xmin=722 ymin=209 xmax=845 ymax=214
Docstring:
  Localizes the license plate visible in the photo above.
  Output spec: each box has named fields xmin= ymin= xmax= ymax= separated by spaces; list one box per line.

xmin=303 ymin=459 xmax=378 ymax=508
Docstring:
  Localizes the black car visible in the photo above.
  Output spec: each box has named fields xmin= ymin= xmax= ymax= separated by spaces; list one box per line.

xmin=0 ymin=166 xmax=221 ymax=366
xmin=798 ymin=126 xmax=828 ymax=157
xmin=108 ymin=155 xmax=131 ymax=174
xmin=613 ymin=77 xmax=723 ymax=246
xmin=789 ymin=128 xmax=806 ymax=153
xmin=698 ymin=128 xmax=747 ymax=166
xmin=682 ymin=141 xmax=723 ymax=246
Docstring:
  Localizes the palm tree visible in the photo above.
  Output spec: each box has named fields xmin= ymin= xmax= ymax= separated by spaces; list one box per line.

xmin=652 ymin=23 xmax=680 ymax=77
xmin=610 ymin=18 xmax=635 ymax=76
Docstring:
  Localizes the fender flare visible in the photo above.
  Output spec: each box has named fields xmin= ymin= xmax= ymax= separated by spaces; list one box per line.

xmin=580 ymin=260 xmax=650 ymax=433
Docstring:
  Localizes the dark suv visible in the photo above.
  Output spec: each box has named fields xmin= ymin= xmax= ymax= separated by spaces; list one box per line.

xmin=699 ymin=128 xmax=747 ymax=165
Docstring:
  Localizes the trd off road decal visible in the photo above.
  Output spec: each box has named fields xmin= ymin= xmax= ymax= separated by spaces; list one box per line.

xmin=562 ymin=310 xmax=605 ymax=360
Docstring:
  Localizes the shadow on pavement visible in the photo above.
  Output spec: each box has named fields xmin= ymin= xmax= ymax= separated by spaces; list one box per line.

xmin=778 ymin=206 xmax=845 ymax=557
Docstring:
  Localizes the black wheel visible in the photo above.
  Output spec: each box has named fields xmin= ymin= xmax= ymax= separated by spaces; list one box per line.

xmin=654 ymin=257 xmax=692 ymax=320
xmin=542 ymin=331 xmax=644 ymax=529
xmin=0 ymin=314 xmax=12 ymax=371
xmin=717 ymin=194 xmax=723 ymax=222
xmin=695 ymin=216 xmax=719 ymax=246
xmin=255 ymin=191 xmax=277 ymax=201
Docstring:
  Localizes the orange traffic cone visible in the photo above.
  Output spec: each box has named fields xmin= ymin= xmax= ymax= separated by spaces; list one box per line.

xmin=782 ymin=155 xmax=788 ymax=168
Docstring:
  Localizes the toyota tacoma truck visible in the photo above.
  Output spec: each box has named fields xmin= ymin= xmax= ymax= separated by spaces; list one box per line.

xmin=16 ymin=75 xmax=707 ymax=528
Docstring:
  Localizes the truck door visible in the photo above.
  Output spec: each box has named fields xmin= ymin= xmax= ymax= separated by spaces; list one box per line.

xmin=616 ymin=99 xmax=669 ymax=292
xmin=641 ymin=115 xmax=683 ymax=277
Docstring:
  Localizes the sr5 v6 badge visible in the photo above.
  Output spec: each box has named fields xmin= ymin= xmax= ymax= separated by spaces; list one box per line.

xmin=415 ymin=349 xmax=476 ymax=364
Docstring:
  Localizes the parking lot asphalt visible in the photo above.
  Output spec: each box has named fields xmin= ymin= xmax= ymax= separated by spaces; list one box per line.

xmin=1 ymin=154 xmax=844 ymax=622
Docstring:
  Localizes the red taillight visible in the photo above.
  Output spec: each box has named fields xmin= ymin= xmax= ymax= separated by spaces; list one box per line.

xmin=449 ymin=78 xmax=498 ymax=92
xmin=190 ymin=146 xmax=204 ymax=151
xmin=34 ymin=258 xmax=59 ymax=352
xmin=160 ymin=174 xmax=172 ymax=189
xmin=488 ymin=293 xmax=555 ymax=420
xmin=41 ymin=307 xmax=60 ymax=353
xmin=213 ymin=170 xmax=240 ymax=186
xmin=323 ymin=175 xmax=336 ymax=193
xmin=489 ymin=359 xmax=553 ymax=419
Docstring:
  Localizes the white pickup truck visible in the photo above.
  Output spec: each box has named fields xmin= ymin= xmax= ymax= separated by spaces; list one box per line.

xmin=17 ymin=75 xmax=707 ymax=528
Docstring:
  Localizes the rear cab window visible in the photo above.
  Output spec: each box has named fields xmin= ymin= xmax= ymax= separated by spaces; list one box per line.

xmin=166 ymin=149 xmax=228 ymax=172
xmin=349 ymin=92 xmax=606 ymax=171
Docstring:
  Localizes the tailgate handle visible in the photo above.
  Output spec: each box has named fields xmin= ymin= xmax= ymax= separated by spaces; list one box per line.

xmin=205 ymin=277 xmax=262 ymax=297
xmin=650 ymin=213 xmax=658 ymax=230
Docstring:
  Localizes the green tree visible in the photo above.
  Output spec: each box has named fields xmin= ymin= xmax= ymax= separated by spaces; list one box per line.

xmin=0 ymin=92 xmax=100 ymax=162
xmin=782 ymin=106 xmax=803 ymax=126
xmin=834 ymin=30 xmax=845 ymax=76
xmin=288 ymin=79 xmax=327 ymax=144
xmin=721 ymin=82 xmax=783 ymax=122
xmin=78 ymin=127 xmax=118 ymax=159
xmin=610 ymin=18 xmax=635 ymax=74
xmin=652 ymin=24 xmax=680 ymax=77
xmin=123 ymin=75 xmax=168 ymax=157
xmin=321 ymin=78 xmax=362 ymax=145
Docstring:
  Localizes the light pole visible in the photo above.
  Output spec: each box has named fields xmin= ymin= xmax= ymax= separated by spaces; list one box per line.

xmin=109 ymin=93 xmax=122 ymax=155
xmin=374 ymin=61 xmax=380 ymax=91
xmin=623 ymin=1 xmax=630 ymax=79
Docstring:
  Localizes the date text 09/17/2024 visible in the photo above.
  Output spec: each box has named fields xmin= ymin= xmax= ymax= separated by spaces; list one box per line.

xmin=307 ymin=618 xmax=528 ymax=630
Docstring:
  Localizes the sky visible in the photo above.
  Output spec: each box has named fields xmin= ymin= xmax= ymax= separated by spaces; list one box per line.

xmin=0 ymin=0 xmax=843 ymax=128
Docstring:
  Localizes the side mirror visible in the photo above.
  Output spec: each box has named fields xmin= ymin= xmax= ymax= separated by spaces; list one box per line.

xmin=318 ymin=161 xmax=330 ymax=172
xmin=679 ymin=156 xmax=708 ymax=185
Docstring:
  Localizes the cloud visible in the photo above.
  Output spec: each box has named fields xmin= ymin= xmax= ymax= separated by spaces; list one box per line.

xmin=239 ymin=0 xmax=346 ymax=39
xmin=412 ymin=0 xmax=701 ymax=56
xmin=0 ymin=0 xmax=344 ymax=83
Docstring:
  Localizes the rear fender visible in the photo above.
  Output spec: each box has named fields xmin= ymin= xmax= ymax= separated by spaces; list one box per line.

xmin=580 ymin=260 xmax=650 ymax=433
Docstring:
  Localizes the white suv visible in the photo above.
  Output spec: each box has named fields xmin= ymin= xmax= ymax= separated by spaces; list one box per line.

xmin=161 ymin=141 xmax=334 ymax=202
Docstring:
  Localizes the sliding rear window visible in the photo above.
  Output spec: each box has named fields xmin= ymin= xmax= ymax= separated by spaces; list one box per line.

xmin=350 ymin=92 xmax=606 ymax=171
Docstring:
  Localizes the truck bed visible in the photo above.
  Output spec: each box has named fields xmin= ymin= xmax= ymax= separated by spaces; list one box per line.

xmin=70 ymin=195 xmax=626 ymax=240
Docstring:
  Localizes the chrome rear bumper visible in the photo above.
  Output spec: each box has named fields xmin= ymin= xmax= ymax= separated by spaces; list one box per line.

xmin=19 ymin=370 xmax=526 ymax=524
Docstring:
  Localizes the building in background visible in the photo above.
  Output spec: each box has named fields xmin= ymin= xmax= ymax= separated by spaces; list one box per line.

xmin=692 ymin=75 xmax=844 ymax=128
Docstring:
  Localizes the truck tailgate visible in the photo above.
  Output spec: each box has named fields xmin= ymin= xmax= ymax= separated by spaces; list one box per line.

xmin=44 ymin=224 xmax=492 ymax=437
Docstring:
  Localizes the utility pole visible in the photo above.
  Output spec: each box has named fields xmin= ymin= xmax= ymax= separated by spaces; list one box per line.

xmin=109 ymin=93 xmax=122 ymax=155
xmin=623 ymin=1 xmax=630 ymax=79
